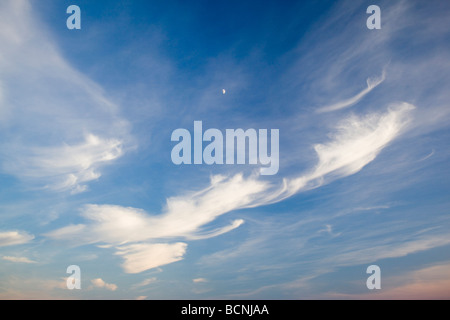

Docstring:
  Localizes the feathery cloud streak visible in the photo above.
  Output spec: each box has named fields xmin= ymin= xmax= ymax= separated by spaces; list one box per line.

xmin=0 ymin=0 xmax=130 ymax=193
xmin=46 ymin=102 xmax=414 ymax=273
xmin=317 ymin=70 xmax=386 ymax=113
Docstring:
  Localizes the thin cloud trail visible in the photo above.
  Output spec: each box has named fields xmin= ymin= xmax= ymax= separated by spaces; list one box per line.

xmin=46 ymin=102 xmax=415 ymax=273
xmin=316 ymin=70 xmax=386 ymax=113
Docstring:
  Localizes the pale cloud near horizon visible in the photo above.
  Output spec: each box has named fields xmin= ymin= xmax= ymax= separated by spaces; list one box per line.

xmin=91 ymin=278 xmax=118 ymax=291
xmin=115 ymin=243 xmax=187 ymax=274
xmin=193 ymin=278 xmax=208 ymax=283
xmin=133 ymin=277 xmax=157 ymax=288
xmin=2 ymin=256 xmax=36 ymax=264
xmin=0 ymin=276 xmax=68 ymax=300
xmin=324 ymin=262 xmax=450 ymax=300
xmin=0 ymin=231 xmax=34 ymax=247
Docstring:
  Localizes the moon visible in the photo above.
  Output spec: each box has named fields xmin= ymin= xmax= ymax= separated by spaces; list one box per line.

xmin=222 ymin=89 xmax=226 ymax=95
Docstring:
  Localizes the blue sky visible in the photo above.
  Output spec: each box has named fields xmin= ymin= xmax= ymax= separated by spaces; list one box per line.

xmin=1 ymin=0 xmax=450 ymax=299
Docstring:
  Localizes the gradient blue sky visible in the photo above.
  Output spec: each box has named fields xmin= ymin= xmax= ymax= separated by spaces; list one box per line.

xmin=1 ymin=0 xmax=450 ymax=299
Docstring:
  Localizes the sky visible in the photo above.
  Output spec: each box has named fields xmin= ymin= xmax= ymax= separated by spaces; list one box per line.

xmin=0 ymin=0 xmax=450 ymax=299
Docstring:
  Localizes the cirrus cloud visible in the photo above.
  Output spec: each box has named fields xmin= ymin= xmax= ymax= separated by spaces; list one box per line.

xmin=45 ymin=102 xmax=414 ymax=273
xmin=0 ymin=0 xmax=131 ymax=194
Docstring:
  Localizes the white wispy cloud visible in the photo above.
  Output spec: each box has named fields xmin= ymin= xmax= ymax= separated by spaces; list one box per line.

xmin=277 ymin=102 xmax=415 ymax=200
xmin=193 ymin=278 xmax=208 ymax=283
xmin=317 ymin=70 xmax=386 ymax=113
xmin=91 ymin=278 xmax=118 ymax=291
xmin=10 ymin=134 xmax=123 ymax=194
xmin=318 ymin=224 xmax=341 ymax=237
xmin=0 ymin=231 xmax=34 ymax=247
xmin=133 ymin=277 xmax=157 ymax=288
xmin=0 ymin=0 xmax=131 ymax=193
xmin=46 ymin=101 xmax=414 ymax=273
xmin=44 ymin=172 xmax=269 ymax=244
xmin=45 ymin=177 xmax=265 ymax=272
xmin=2 ymin=256 xmax=36 ymax=264
xmin=187 ymin=219 xmax=245 ymax=240
xmin=115 ymin=243 xmax=187 ymax=274
xmin=0 ymin=276 xmax=69 ymax=300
